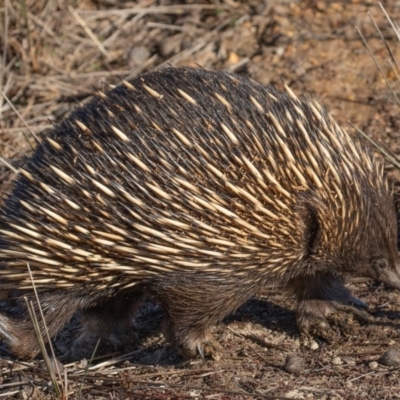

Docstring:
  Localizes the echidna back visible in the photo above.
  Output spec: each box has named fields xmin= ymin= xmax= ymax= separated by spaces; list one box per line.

xmin=0 ymin=68 xmax=389 ymax=294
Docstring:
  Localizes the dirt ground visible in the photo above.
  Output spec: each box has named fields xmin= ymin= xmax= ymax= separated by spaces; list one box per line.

xmin=1 ymin=0 xmax=400 ymax=399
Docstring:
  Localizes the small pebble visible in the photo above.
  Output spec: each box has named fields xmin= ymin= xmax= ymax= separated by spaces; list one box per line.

xmin=380 ymin=347 xmax=400 ymax=366
xmin=332 ymin=357 xmax=342 ymax=365
xmin=310 ymin=341 xmax=319 ymax=350
xmin=78 ymin=359 xmax=88 ymax=368
xmin=129 ymin=45 xmax=150 ymax=66
xmin=284 ymin=354 xmax=305 ymax=374
xmin=368 ymin=361 xmax=378 ymax=369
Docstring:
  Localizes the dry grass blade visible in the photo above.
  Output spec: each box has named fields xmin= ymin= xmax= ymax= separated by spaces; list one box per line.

xmin=351 ymin=123 xmax=400 ymax=170
xmin=25 ymin=299 xmax=63 ymax=398
xmin=0 ymin=156 xmax=18 ymax=174
xmin=0 ymin=0 xmax=9 ymax=118
xmin=68 ymin=5 xmax=109 ymax=60
xmin=356 ymin=25 xmax=399 ymax=107
xmin=76 ymin=338 xmax=100 ymax=399
xmin=0 ymin=88 xmax=38 ymax=147
xmin=77 ymin=4 xmax=230 ymax=17
xmin=356 ymin=4 xmax=400 ymax=170
xmin=25 ymin=263 xmax=65 ymax=398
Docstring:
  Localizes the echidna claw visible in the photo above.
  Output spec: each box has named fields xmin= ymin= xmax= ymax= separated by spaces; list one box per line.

xmin=300 ymin=318 xmax=337 ymax=346
xmin=196 ymin=344 xmax=206 ymax=364
xmin=348 ymin=297 xmax=368 ymax=310
xmin=333 ymin=303 xmax=373 ymax=324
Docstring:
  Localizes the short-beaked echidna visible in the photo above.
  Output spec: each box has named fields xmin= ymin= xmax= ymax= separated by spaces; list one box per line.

xmin=0 ymin=67 xmax=399 ymax=359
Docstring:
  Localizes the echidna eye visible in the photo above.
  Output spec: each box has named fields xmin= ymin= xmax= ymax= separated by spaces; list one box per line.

xmin=374 ymin=258 xmax=389 ymax=270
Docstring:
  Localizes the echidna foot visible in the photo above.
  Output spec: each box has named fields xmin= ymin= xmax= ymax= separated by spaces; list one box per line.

xmin=298 ymin=299 xmax=373 ymax=346
xmin=290 ymin=273 xmax=372 ymax=345
xmin=203 ymin=336 xmax=223 ymax=360
xmin=176 ymin=334 xmax=222 ymax=361
xmin=162 ymin=319 xmax=222 ymax=360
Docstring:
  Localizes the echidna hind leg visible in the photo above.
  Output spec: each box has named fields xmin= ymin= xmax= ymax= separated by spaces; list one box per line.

xmin=0 ymin=290 xmax=83 ymax=359
xmin=0 ymin=314 xmax=41 ymax=358
xmin=289 ymin=273 xmax=371 ymax=344
xmin=70 ymin=289 xmax=143 ymax=360
xmin=153 ymin=274 xmax=253 ymax=358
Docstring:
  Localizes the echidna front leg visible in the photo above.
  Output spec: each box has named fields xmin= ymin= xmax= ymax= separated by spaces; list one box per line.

xmin=153 ymin=274 xmax=253 ymax=359
xmin=289 ymin=273 xmax=372 ymax=344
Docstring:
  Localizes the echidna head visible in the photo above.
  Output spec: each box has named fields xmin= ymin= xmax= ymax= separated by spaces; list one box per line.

xmin=368 ymin=257 xmax=400 ymax=290
xmin=359 ymin=194 xmax=400 ymax=290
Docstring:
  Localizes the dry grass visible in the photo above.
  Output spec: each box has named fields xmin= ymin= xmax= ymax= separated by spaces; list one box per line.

xmin=0 ymin=0 xmax=249 ymax=199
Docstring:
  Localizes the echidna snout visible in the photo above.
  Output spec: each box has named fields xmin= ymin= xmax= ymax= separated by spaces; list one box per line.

xmin=354 ymin=200 xmax=400 ymax=289
xmin=369 ymin=258 xmax=400 ymax=290
xmin=0 ymin=67 xmax=398 ymax=360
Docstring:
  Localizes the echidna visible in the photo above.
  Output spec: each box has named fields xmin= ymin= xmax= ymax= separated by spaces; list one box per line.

xmin=0 ymin=67 xmax=399 ymax=360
